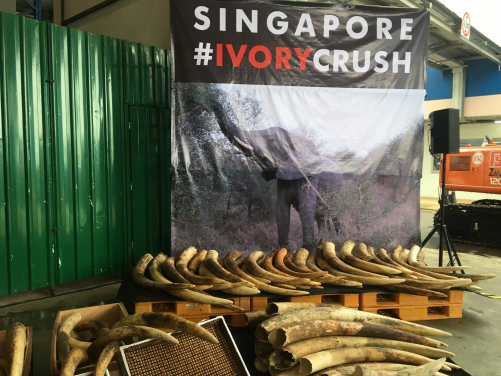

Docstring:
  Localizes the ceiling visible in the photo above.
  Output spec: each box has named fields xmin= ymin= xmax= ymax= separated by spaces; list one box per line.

xmin=14 ymin=0 xmax=501 ymax=72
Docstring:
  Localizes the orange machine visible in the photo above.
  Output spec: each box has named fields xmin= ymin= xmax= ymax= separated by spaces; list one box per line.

xmin=440 ymin=141 xmax=501 ymax=194
xmin=436 ymin=140 xmax=501 ymax=247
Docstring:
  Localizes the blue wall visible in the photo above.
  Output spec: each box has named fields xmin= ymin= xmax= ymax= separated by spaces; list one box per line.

xmin=465 ymin=59 xmax=501 ymax=97
xmin=425 ymin=66 xmax=452 ymax=101
xmin=425 ymin=59 xmax=501 ymax=101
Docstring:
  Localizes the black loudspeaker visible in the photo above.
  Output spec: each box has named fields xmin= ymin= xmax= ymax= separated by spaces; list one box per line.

xmin=430 ymin=108 xmax=460 ymax=154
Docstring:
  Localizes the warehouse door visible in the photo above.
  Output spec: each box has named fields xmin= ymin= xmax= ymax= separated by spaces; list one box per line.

xmin=129 ymin=106 xmax=171 ymax=262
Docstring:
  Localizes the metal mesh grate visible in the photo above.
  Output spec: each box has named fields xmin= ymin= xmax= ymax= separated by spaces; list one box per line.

xmin=122 ymin=317 xmax=247 ymax=376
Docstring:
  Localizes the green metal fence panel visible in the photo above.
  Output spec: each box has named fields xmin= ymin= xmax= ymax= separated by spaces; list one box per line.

xmin=0 ymin=12 xmax=170 ymax=295
xmin=124 ymin=41 xmax=170 ymax=109
xmin=47 ymin=24 xmax=131 ymax=285
xmin=0 ymin=14 xmax=53 ymax=294
xmin=130 ymin=107 xmax=170 ymax=262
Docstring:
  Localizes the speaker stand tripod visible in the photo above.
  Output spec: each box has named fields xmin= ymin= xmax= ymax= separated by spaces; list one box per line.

xmin=421 ymin=152 xmax=464 ymax=271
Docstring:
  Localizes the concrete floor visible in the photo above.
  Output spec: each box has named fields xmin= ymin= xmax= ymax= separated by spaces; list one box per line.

xmin=0 ymin=211 xmax=499 ymax=375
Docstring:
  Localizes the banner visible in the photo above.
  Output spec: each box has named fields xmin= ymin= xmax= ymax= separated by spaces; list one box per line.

xmin=171 ymin=0 xmax=429 ymax=255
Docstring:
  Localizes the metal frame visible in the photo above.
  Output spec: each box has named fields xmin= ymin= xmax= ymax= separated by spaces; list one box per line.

xmin=17 ymin=0 xmax=42 ymax=21
xmin=61 ymin=0 xmax=120 ymax=26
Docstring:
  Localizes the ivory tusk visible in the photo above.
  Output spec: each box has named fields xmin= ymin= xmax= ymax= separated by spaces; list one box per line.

xmin=268 ymin=320 xmax=447 ymax=349
xmin=262 ymin=250 xmax=314 ymax=284
xmin=94 ymin=341 xmax=124 ymax=376
xmin=224 ymin=252 xmax=309 ymax=296
xmin=275 ymin=336 xmax=454 ymax=365
xmin=112 ymin=312 xmax=218 ymax=344
xmin=234 ymin=135 xmax=254 ymax=150
xmin=299 ymin=347 xmax=451 ymax=375
xmin=176 ymin=247 xmax=227 ymax=284
xmin=6 ymin=322 xmax=27 ymax=376
xmin=321 ymin=240 xmax=388 ymax=279
xmin=141 ymin=254 xmax=238 ymax=310
xmin=244 ymin=309 xmax=273 ymax=326
xmin=255 ymin=306 xmax=451 ymax=342
xmin=316 ymin=251 xmax=405 ymax=286
xmin=313 ymin=362 xmax=445 ymax=376
xmin=134 ymin=253 xmax=194 ymax=290
xmin=247 ymin=252 xmax=311 ymax=284
xmin=58 ymin=313 xmax=81 ymax=366
xmin=60 ymin=349 xmax=88 ymax=376
xmin=206 ymin=250 xmax=255 ymax=287
xmin=87 ymin=325 xmax=178 ymax=359
xmin=187 ymin=250 xmax=207 ymax=273
xmin=351 ymin=357 xmax=446 ymax=376
xmin=339 ymin=243 xmax=401 ymax=275
xmin=275 ymin=248 xmax=328 ymax=278
xmin=306 ymin=255 xmax=362 ymax=287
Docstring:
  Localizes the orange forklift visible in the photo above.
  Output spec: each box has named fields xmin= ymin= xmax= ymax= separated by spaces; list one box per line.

xmin=436 ymin=136 xmax=501 ymax=248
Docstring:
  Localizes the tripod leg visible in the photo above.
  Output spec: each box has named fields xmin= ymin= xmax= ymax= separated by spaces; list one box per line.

xmin=421 ymin=225 xmax=438 ymax=247
xmin=443 ymin=225 xmax=465 ymax=274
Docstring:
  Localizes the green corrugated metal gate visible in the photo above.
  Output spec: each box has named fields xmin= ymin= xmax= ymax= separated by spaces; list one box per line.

xmin=0 ymin=13 xmax=170 ymax=295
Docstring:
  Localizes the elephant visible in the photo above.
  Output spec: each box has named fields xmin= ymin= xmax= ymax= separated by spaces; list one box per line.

xmin=212 ymin=104 xmax=343 ymax=251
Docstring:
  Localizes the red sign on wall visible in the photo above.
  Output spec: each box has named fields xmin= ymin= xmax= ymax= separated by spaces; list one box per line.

xmin=490 ymin=151 xmax=501 ymax=168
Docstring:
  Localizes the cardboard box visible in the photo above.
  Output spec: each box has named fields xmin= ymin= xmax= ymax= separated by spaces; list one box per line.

xmin=0 ymin=325 xmax=33 ymax=376
xmin=50 ymin=303 xmax=129 ymax=376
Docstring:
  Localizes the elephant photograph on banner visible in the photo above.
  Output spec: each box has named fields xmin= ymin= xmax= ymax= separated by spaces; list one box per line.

xmin=171 ymin=82 xmax=424 ymax=256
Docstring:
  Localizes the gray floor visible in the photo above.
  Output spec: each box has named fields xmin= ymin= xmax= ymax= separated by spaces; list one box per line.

xmin=0 ymin=212 xmax=499 ymax=375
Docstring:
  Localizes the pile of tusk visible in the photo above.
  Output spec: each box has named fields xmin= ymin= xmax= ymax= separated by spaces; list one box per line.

xmin=0 ymin=322 xmax=27 ymax=376
xmin=133 ymin=241 xmax=494 ymax=308
xmin=56 ymin=312 xmax=218 ymax=376
xmin=249 ymin=302 xmax=457 ymax=376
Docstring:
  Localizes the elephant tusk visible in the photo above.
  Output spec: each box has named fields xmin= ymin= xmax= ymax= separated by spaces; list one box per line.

xmin=187 ymin=250 xmax=208 ymax=273
xmin=299 ymin=347 xmax=451 ymax=375
xmin=316 ymin=248 xmax=406 ymax=287
xmin=266 ymin=303 xmax=334 ymax=316
xmin=286 ymin=251 xmax=319 ymax=274
xmin=59 ymin=349 xmax=88 ymax=376
xmin=133 ymin=254 xmax=195 ymax=290
xmin=274 ymin=336 xmax=454 ymax=366
xmin=197 ymin=261 xmax=257 ymax=294
xmin=351 ymin=358 xmax=447 ymax=376
xmin=111 ymin=312 xmax=218 ymax=344
xmin=255 ymin=306 xmax=451 ymax=342
xmin=255 ymin=357 xmax=270 ymax=372
xmin=6 ymin=322 xmax=27 ymax=376
xmin=268 ymin=320 xmax=447 ymax=349
xmin=58 ymin=314 xmax=82 ymax=366
xmin=234 ymin=136 xmax=254 ymax=150
xmin=224 ymin=251 xmax=309 ymax=296
xmin=391 ymin=249 xmax=466 ymax=281
xmin=320 ymin=240 xmax=388 ymax=279
xmin=255 ymin=340 xmax=275 ymax=357
xmin=87 ymin=325 xmax=179 ymax=359
xmin=275 ymin=248 xmax=328 ymax=279
xmin=247 ymin=251 xmax=311 ymax=285
xmin=314 ymin=362 xmax=447 ymax=376
xmin=340 ymin=243 xmax=401 ymax=275
xmin=244 ymin=309 xmax=274 ymax=326
xmin=306 ymin=255 xmax=362 ymax=287
xmin=142 ymin=254 xmax=240 ymax=311
xmin=176 ymin=247 xmax=228 ymax=285
xmin=384 ymin=284 xmax=448 ymax=298
xmin=94 ymin=341 xmax=124 ymax=376
xmin=409 ymin=245 xmax=471 ymax=272
xmin=205 ymin=250 xmax=255 ymax=287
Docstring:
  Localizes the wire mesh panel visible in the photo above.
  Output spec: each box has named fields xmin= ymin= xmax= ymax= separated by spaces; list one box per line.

xmin=121 ymin=317 xmax=248 ymax=376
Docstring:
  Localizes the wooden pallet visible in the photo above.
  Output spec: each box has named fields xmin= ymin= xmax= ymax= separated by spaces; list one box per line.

xmin=251 ymin=293 xmax=360 ymax=311
xmin=360 ymin=304 xmax=463 ymax=321
xmin=359 ymin=291 xmax=463 ymax=308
